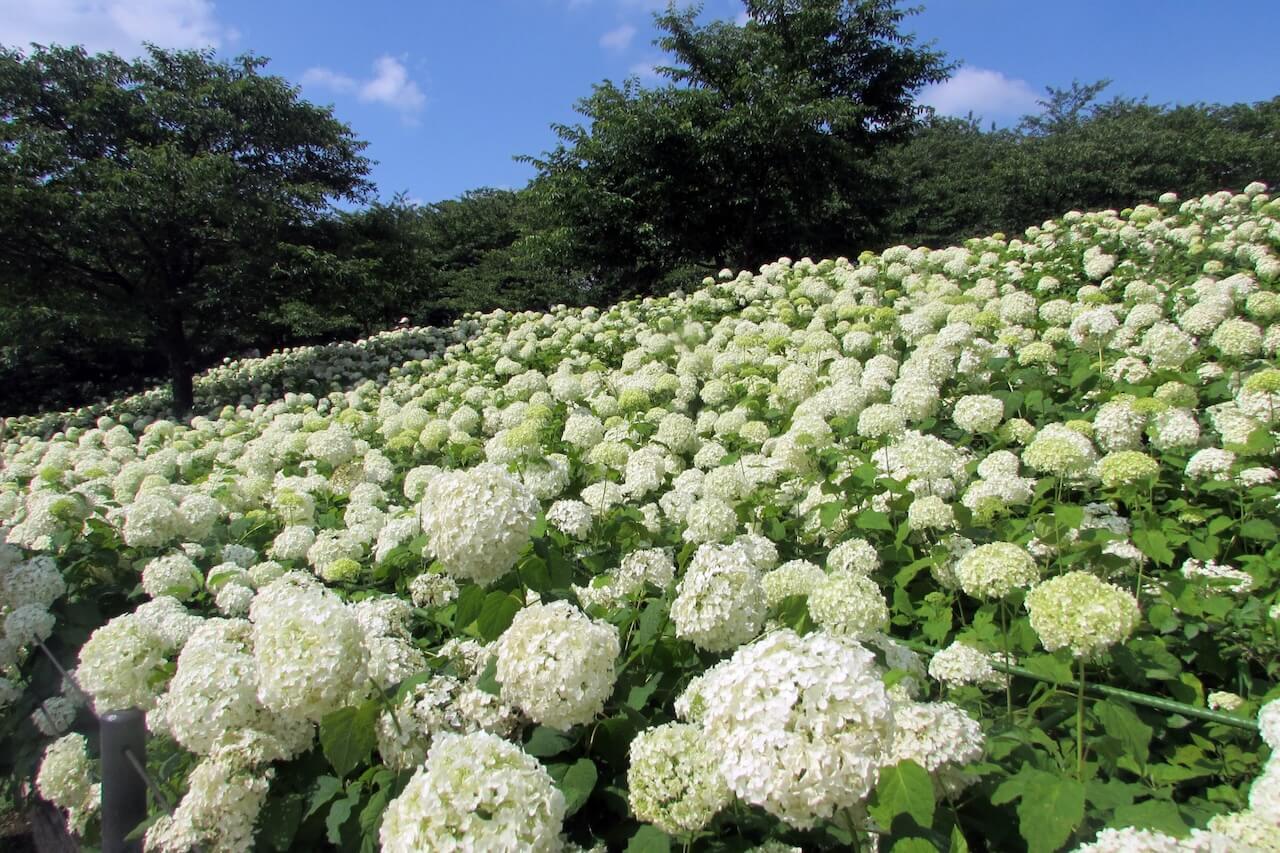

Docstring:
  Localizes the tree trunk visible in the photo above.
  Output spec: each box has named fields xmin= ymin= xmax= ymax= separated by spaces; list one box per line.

xmin=162 ymin=307 xmax=194 ymax=414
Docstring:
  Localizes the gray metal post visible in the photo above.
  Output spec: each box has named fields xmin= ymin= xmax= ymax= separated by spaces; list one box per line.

xmin=100 ymin=708 xmax=147 ymax=853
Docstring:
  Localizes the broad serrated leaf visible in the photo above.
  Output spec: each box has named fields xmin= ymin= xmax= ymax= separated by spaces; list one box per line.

xmin=305 ymin=775 xmax=344 ymax=820
xmin=856 ymin=509 xmax=893 ymax=531
xmin=1095 ymin=700 xmax=1152 ymax=768
xmin=1241 ymin=518 xmax=1277 ymax=541
xmin=320 ymin=701 xmax=380 ymax=779
xmin=475 ymin=656 xmax=501 ymax=695
xmin=453 ymin=584 xmax=486 ymax=630
xmin=1133 ymin=528 xmax=1175 ymax=567
xmin=557 ymin=758 xmax=598 ymax=817
xmin=869 ymin=759 xmax=935 ymax=828
xmin=524 ymin=726 xmax=574 ymax=757
xmin=1012 ymin=770 xmax=1085 ymax=853
xmin=1111 ymin=799 xmax=1189 ymax=837
xmin=325 ymin=789 xmax=360 ymax=846
xmin=625 ymin=825 xmax=671 ymax=853
xmin=476 ymin=590 xmax=522 ymax=641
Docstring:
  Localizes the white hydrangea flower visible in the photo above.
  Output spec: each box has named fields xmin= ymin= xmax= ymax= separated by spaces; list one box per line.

xmin=380 ymin=731 xmax=565 ymax=853
xmin=1025 ymin=572 xmax=1139 ymax=659
xmin=955 ymin=542 xmax=1039 ymax=600
xmin=493 ymin=600 xmax=618 ymax=731
xmin=419 ymin=464 xmax=538 ymax=586
xmin=671 ymin=543 xmax=766 ymax=652
xmin=807 ymin=571 xmax=888 ymax=639
xmin=628 ymin=722 xmax=731 ymax=834
xmin=249 ymin=572 xmax=368 ymax=723
xmin=689 ymin=629 xmax=895 ymax=827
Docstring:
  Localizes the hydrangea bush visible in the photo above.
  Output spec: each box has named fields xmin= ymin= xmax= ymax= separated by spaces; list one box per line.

xmin=2 ymin=184 xmax=1279 ymax=851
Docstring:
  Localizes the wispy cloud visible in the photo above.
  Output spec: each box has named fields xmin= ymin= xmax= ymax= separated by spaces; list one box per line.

xmin=628 ymin=60 xmax=660 ymax=81
xmin=599 ymin=23 xmax=636 ymax=51
xmin=0 ymin=0 xmax=234 ymax=56
xmin=303 ymin=55 xmax=426 ymax=121
xmin=919 ymin=67 xmax=1040 ymax=120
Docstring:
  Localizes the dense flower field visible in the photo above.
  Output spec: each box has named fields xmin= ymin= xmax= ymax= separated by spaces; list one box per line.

xmin=2 ymin=184 xmax=1279 ymax=852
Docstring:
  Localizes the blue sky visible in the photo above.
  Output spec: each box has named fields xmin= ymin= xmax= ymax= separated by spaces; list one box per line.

xmin=2 ymin=1 xmax=1278 ymax=206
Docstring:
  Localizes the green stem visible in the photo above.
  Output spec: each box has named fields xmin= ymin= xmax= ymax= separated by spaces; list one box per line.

xmin=901 ymin=639 xmax=1260 ymax=732
xmin=1076 ymin=657 xmax=1087 ymax=781
xmin=1000 ymin=600 xmax=1012 ymax=724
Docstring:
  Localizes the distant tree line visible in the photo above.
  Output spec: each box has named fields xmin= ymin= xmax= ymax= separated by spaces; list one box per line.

xmin=2 ymin=0 xmax=1278 ymax=415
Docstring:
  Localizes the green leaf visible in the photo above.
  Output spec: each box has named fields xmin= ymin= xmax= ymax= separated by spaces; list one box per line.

xmin=1112 ymin=799 xmax=1189 ymax=837
xmin=869 ymin=759 xmax=935 ymax=828
xmin=856 ymin=509 xmax=893 ymax=531
xmin=319 ymin=701 xmax=380 ymax=779
xmin=556 ymin=758 xmax=598 ymax=817
xmin=476 ymin=591 xmax=522 ymax=641
xmin=1241 ymin=518 xmax=1277 ymax=541
xmin=819 ymin=501 xmax=844 ymax=527
xmin=950 ymin=824 xmax=971 ymax=853
xmin=358 ymin=786 xmax=390 ymax=840
xmin=1095 ymin=700 xmax=1152 ymax=768
xmin=1054 ymin=503 xmax=1084 ymax=530
xmin=524 ymin=726 xmax=574 ymax=758
xmin=325 ymin=789 xmax=360 ymax=846
xmin=890 ymin=841 xmax=937 ymax=853
xmin=475 ymin=656 xmax=501 ymax=696
xmin=454 ymin=584 xmax=486 ymax=630
xmin=1001 ymin=769 xmax=1085 ymax=853
xmin=305 ymin=775 xmax=345 ymax=820
xmin=625 ymin=825 xmax=671 ymax=853
xmin=1133 ymin=528 xmax=1175 ymax=567
xmin=258 ymin=793 xmax=303 ymax=851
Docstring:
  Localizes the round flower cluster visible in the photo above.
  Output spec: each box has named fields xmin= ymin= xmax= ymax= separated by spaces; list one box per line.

xmin=77 ymin=612 xmax=173 ymax=712
xmin=952 ymin=395 xmax=1005 ymax=433
xmin=671 ymin=543 xmax=766 ymax=652
xmin=153 ymin=618 xmax=312 ymax=766
xmin=761 ymin=559 xmax=826 ymax=606
xmin=807 ymin=571 xmax=888 ymax=640
xmin=1097 ymin=450 xmax=1160 ymax=488
xmin=955 ymin=542 xmax=1039 ymax=600
xmin=686 ymin=629 xmax=895 ymax=827
xmin=249 ymin=573 xmax=368 ymax=723
xmin=827 ymin=538 xmax=879 ymax=575
xmin=1022 ymin=423 xmax=1098 ymax=478
xmin=628 ymin=722 xmax=732 ymax=834
xmin=380 ymin=731 xmax=565 ymax=853
xmin=493 ymin=600 xmax=619 ymax=730
xmin=928 ymin=641 xmax=1003 ymax=689
xmin=419 ymin=464 xmax=538 ymax=585
xmin=1025 ymin=571 xmax=1140 ymax=659
xmin=141 ymin=553 xmax=203 ymax=601
xmin=145 ymin=758 xmax=273 ymax=853
xmin=545 ymin=499 xmax=593 ymax=538
xmin=888 ymin=700 xmax=984 ymax=793
xmin=36 ymin=733 xmax=99 ymax=833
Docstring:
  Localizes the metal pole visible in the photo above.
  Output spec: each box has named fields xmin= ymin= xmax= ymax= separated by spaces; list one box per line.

xmin=100 ymin=708 xmax=147 ymax=853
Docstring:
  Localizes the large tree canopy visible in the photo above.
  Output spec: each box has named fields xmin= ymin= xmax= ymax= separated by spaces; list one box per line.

xmin=0 ymin=44 xmax=372 ymax=411
xmin=525 ymin=0 xmax=951 ymax=298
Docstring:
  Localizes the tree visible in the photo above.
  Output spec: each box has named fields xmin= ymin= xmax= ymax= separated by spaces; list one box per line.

xmin=0 ymin=44 xmax=372 ymax=412
xmin=525 ymin=0 xmax=950 ymax=296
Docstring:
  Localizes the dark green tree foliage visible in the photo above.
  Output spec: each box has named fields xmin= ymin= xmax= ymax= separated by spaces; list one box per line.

xmin=526 ymin=0 xmax=950 ymax=300
xmin=0 ymin=44 xmax=371 ymax=412
xmin=887 ymin=82 xmax=1280 ymax=248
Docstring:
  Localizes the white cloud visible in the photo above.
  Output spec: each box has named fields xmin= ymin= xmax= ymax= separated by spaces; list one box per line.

xmin=628 ymin=61 xmax=660 ymax=81
xmin=0 ymin=0 xmax=233 ymax=55
xmin=599 ymin=24 xmax=636 ymax=51
xmin=919 ymin=67 xmax=1040 ymax=119
xmin=301 ymin=66 xmax=356 ymax=93
xmin=303 ymin=55 xmax=426 ymax=121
